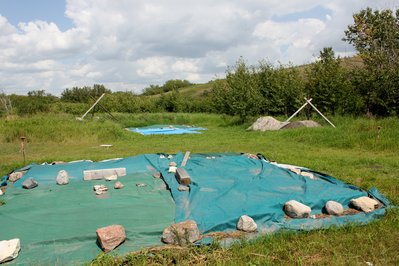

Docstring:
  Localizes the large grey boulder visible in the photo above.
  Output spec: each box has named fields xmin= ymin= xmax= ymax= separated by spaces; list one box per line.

xmin=22 ymin=178 xmax=38 ymax=189
xmin=56 ymin=170 xmax=69 ymax=185
xmin=0 ymin=238 xmax=21 ymax=263
xmin=248 ymin=116 xmax=288 ymax=131
xmin=96 ymin=225 xmax=126 ymax=252
xmin=8 ymin=172 xmax=24 ymax=182
xmin=284 ymin=200 xmax=311 ymax=218
xmin=237 ymin=215 xmax=257 ymax=232
xmin=350 ymin=197 xmax=379 ymax=213
xmin=162 ymin=220 xmax=200 ymax=246
xmin=325 ymin=201 xmax=344 ymax=216
xmin=280 ymin=120 xmax=321 ymax=130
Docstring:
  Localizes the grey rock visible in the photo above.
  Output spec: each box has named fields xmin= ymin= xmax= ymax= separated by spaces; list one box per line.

xmin=325 ymin=201 xmax=344 ymax=215
xmin=56 ymin=170 xmax=69 ymax=185
xmin=350 ymin=197 xmax=379 ymax=213
xmin=93 ymin=185 xmax=108 ymax=195
xmin=8 ymin=172 xmax=24 ymax=182
xmin=237 ymin=215 xmax=257 ymax=232
xmin=178 ymin=185 xmax=189 ymax=191
xmin=284 ymin=200 xmax=311 ymax=218
xmin=247 ymin=116 xmax=289 ymax=131
xmin=162 ymin=220 xmax=200 ymax=246
xmin=114 ymin=181 xmax=124 ymax=189
xmin=22 ymin=178 xmax=38 ymax=189
xmin=0 ymin=239 xmax=21 ymax=263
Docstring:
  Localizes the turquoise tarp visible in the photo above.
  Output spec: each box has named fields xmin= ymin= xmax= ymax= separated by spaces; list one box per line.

xmin=0 ymin=152 xmax=390 ymax=264
xmin=126 ymin=125 xmax=207 ymax=135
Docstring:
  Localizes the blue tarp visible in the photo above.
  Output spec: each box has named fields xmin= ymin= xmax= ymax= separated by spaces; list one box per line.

xmin=126 ymin=125 xmax=207 ymax=135
xmin=0 ymin=152 xmax=390 ymax=264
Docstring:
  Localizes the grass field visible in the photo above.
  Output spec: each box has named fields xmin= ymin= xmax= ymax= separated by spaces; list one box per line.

xmin=1 ymin=113 xmax=398 ymax=265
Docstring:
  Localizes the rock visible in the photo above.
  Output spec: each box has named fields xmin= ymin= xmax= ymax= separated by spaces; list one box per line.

xmin=51 ymin=161 xmax=65 ymax=165
xmin=288 ymin=167 xmax=301 ymax=175
xmin=300 ymin=171 xmax=315 ymax=179
xmin=152 ymin=172 xmax=161 ymax=179
xmin=237 ymin=215 xmax=257 ymax=232
xmin=8 ymin=172 xmax=24 ymax=182
xmin=169 ymin=162 xmax=177 ymax=167
xmin=168 ymin=166 xmax=177 ymax=173
xmin=105 ymin=174 xmax=118 ymax=181
xmin=284 ymin=200 xmax=311 ymax=218
xmin=325 ymin=201 xmax=344 ymax=216
xmin=114 ymin=181 xmax=124 ymax=189
xmin=350 ymin=197 xmax=379 ymax=213
xmin=96 ymin=225 xmax=126 ymax=252
xmin=22 ymin=178 xmax=38 ymax=189
xmin=162 ymin=220 xmax=200 ymax=246
xmin=56 ymin=170 xmax=69 ymax=185
xmin=0 ymin=238 xmax=21 ymax=263
xmin=0 ymin=189 xmax=3 ymax=196
xmin=247 ymin=116 xmax=289 ymax=131
xmin=280 ymin=120 xmax=321 ymax=130
xmin=178 ymin=185 xmax=189 ymax=191
xmin=93 ymin=185 xmax=108 ymax=195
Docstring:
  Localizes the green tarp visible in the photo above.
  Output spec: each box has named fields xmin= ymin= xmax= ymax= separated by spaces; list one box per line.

xmin=0 ymin=153 xmax=390 ymax=265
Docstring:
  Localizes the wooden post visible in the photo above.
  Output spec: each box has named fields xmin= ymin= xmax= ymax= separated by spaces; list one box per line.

xmin=286 ymin=99 xmax=312 ymax=122
xmin=78 ymin=93 xmax=106 ymax=120
xmin=305 ymin=98 xmax=336 ymax=128
xmin=20 ymin=136 xmax=26 ymax=163
xmin=181 ymin=151 xmax=191 ymax=167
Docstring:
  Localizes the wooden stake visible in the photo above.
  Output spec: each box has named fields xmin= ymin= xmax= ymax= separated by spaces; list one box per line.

xmin=20 ymin=136 xmax=26 ymax=163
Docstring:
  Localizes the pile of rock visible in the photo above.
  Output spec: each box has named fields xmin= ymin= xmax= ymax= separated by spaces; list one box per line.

xmin=248 ymin=116 xmax=321 ymax=131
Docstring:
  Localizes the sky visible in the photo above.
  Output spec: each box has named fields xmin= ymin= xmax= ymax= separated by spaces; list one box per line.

xmin=0 ymin=0 xmax=397 ymax=95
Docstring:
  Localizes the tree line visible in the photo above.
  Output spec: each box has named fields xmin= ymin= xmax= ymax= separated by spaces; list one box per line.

xmin=1 ymin=8 xmax=398 ymax=120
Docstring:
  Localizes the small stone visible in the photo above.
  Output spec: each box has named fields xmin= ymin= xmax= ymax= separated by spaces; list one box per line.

xmin=284 ymin=200 xmax=311 ymax=218
xmin=168 ymin=166 xmax=177 ymax=173
xmin=237 ymin=215 xmax=257 ymax=232
xmin=325 ymin=201 xmax=344 ymax=215
xmin=114 ymin=181 xmax=124 ymax=189
xmin=93 ymin=185 xmax=108 ymax=195
xmin=105 ymin=174 xmax=118 ymax=181
xmin=288 ymin=167 xmax=301 ymax=175
xmin=8 ymin=172 xmax=24 ymax=182
xmin=162 ymin=220 xmax=200 ymax=246
xmin=136 ymin=183 xmax=147 ymax=187
xmin=178 ymin=185 xmax=189 ymax=191
xmin=22 ymin=178 xmax=38 ymax=189
xmin=56 ymin=170 xmax=69 ymax=185
xmin=169 ymin=161 xmax=177 ymax=167
xmin=167 ymin=155 xmax=173 ymax=159
xmin=152 ymin=172 xmax=161 ymax=179
xmin=0 ymin=238 xmax=21 ymax=263
xmin=350 ymin=196 xmax=379 ymax=213
xmin=0 ymin=190 xmax=3 ymax=196
xmin=300 ymin=171 xmax=315 ymax=179
xmin=96 ymin=225 xmax=126 ymax=252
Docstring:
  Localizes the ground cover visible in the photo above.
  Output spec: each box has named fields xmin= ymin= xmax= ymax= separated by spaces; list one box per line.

xmin=0 ymin=113 xmax=398 ymax=265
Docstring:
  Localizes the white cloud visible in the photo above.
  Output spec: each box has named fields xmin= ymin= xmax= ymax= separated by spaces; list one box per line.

xmin=0 ymin=0 xmax=387 ymax=95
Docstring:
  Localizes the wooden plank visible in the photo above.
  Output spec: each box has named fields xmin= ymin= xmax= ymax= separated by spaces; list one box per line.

xmin=181 ymin=151 xmax=191 ymax=167
xmin=175 ymin=168 xmax=191 ymax=185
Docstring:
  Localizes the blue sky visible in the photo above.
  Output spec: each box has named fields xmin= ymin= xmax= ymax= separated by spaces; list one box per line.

xmin=0 ymin=0 xmax=73 ymax=31
xmin=0 ymin=0 xmax=392 ymax=95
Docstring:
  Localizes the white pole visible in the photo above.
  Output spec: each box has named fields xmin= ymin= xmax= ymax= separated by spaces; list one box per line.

xmin=79 ymin=93 xmax=106 ymax=120
xmin=305 ymin=98 xmax=336 ymax=128
xmin=286 ymin=98 xmax=312 ymax=122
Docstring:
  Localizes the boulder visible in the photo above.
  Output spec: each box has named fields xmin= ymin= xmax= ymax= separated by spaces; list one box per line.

xmin=350 ymin=197 xmax=379 ymax=213
xmin=284 ymin=200 xmax=311 ymax=218
xmin=0 ymin=238 xmax=21 ymax=263
xmin=56 ymin=170 xmax=69 ymax=185
xmin=178 ymin=185 xmax=189 ymax=191
xmin=96 ymin=225 xmax=126 ymax=252
xmin=280 ymin=120 xmax=321 ymax=130
xmin=8 ymin=172 xmax=24 ymax=182
xmin=247 ymin=116 xmax=288 ymax=131
xmin=22 ymin=178 xmax=38 ymax=189
xmin=162 ymin=220 xmax=200 ymax=246
xmin=114 ymin=181 xmax=124 ymax=189
xmin=325 ymin=201 xmax=344 ymax=216
xmin=237 ymin=215 xmax=257 ymax=232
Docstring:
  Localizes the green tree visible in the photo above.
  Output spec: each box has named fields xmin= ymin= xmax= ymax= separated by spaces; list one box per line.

xmin=306 ymin=47 xmax=352 ymax=115
xmin=212 ymin=58 xmax=262 ymax=121
xmin=343 ymin=8 xmax=399 ymax=115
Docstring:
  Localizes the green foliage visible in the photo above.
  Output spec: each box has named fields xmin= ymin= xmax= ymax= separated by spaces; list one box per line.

xmin=142 ymin=79 xmax=193 ymax=95
xmin=344 ymin=8 xmax=399 ymax=116
xmin=61 ymin=84 xmax=111 ymax=103
xmin=10 ymin=90 xmax=57 ymax=115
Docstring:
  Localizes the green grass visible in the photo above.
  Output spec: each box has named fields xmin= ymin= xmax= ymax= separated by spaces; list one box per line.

xmin=1 ymin=113 xmax=398 ymax=265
